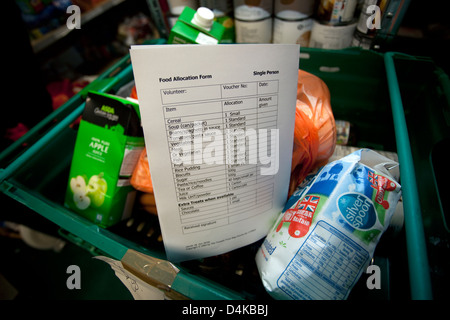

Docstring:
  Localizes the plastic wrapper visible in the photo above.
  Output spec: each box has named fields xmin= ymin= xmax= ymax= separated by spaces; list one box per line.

xmin=256 ymin=149 xmax=402 ymax=300
xmin=290 ymin=69 xmax=336 ymax=196
xmin=130 ymin=147 xmax=153 ymax=193
xmin=131 ymin=148 xmax=158 ymax=216
xmin=130 ymin=85 xmax=138 ymax=100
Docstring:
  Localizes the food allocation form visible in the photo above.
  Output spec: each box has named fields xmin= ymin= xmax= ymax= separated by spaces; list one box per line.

xmin=162 ymin=80 xmax=279 ymax=233
xmin=131 ymin=44 xmax=300 ymax=262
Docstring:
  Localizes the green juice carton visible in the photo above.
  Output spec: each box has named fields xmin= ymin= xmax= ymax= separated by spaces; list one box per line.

xmin=65 ymin=91 xmax=145 ymax=228
xmin=215 ymin=14 xmax=235 ymax=43
xmin=168 ymin=6 xmax=225 ymax=44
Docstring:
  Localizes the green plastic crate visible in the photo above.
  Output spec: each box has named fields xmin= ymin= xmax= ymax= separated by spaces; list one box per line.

xmin=385 ymin=52 xmax=450 ymax=300
xmin=1 ymin=46 xmax=448 ymax=300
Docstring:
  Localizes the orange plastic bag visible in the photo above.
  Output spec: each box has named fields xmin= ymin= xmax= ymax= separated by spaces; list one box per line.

xmin=130 ymin=147 xmax=153 ymax=193
xmin=289 ymin=70 xmax=336 ymax=196
xmin=131 ymin=147 xmax=158 ymax=215
xmin=130 ymin=85 xmax=138 ymax=100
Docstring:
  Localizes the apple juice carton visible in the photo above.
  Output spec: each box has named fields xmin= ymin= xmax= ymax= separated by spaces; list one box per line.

xmin=65 ymin=91 xmax=145 ymax=228
xmin=168 ymin=6 xmax=225 ymax=44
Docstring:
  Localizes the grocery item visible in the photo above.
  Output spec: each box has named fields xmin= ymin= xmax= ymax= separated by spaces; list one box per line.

xmin=130 ymin=85 xmax=138 ymax=99
xmin=167 ymin=0 xmax=199 ymax=15
xmin=139 ymin=192 xmax=158 ymax=216
xmin=168 ymin=6 xmax=226 ymax=44
xmin=130 ymin=147 xmax=158 ymax=216
xmin=352 ymin=30 xmax=375 ymax=50
xmin=274 ymin=0 xmax=315 ymax=20
xmin=335 ymin=119 xmax=350 ymax=145
xmin=234 ymin=0 xmax=273 ymax=43
xmin=316 ymin=0 xmax=358 ymax=24
xmin=256 ymin=149 xmax=402 ymax=300
xmin=233 ymin=0 xmax=273 ymax=21
xmin=272 ymin=0 xmax=314 ymax=45
xmin=289 ymin=69 xmax=336 ymax=196
xmin=272 ymin=17 xmax=313 ymax=46
xmin=130 ymin=147 xmax=153 ymax=193
xmin=309 ymin=19 xmax=357 ymax=49
xmin=234 ymin=18 xmax=273 ymax=43
xmin=64 ymin=91 xmax=145 ymax=227
xmin=214 ymin=14 xmax=235 ymax=43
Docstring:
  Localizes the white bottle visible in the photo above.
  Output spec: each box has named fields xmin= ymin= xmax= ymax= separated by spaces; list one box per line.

xmin=191 ymin=7 xmax=215 ymax=31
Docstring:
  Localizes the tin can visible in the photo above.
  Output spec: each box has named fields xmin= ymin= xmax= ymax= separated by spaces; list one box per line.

xmin=235 ymin=17 xmax=273 ymax=43
xmin=274 ymin=0 xmax=315 ymax=20
xmin=309 ymin=19 xmax=357 ymax=49
xmin=356 ymin=0 xmax=390 ymax=35
xmin=351 ymin=29 xmax=375 ymax=49
xmin=233 ymin=0 xmax=273 ymax=21
xmin=316 ymin=0 xmax=358 ymax=24
xmin=273 ymin=16 xmax=313 ymax=46
xmin=234 ymin=0 xmax=273 ymax=43
xmin=167 ymin=0 xmax=199 ymax=16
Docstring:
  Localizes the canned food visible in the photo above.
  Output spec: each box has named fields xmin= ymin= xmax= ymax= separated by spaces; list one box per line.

xmin=235 ymin=17 xmax=273 ymax=43
xmin=316 ymin=0 xmax=358 ymax=24
xmin=274 ymin=0 xmax=315 ymax=20
xmin=273 ymin=16 xmax=313 ymax=46
xmin=167 ymin=0 xmax=199 ymax=16
xmin=233 ymin=0 xmax=273 ymax=21
xmin=309 ymin=19 xmax=357 ymax=49
xmin=351 ymin=29 xmax=375 ymax=49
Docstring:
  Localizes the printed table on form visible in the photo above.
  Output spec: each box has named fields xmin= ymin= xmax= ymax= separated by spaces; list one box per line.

xmin=161 ymin=80 xmax=280 ymax=234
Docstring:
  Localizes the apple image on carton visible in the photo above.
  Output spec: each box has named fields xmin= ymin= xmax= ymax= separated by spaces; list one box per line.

xmin=70 ymin=175 xmax=91 ymax=210
xmin=73 ymin=189 xmax=91 ymax=210
xmin=87 ymin=173 xmax=107 ymax=207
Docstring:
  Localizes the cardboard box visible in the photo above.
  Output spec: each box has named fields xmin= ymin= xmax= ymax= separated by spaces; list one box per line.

xmin=168 ymin=7 xmax=225 ymax=44
xmin=64 ymin=91 xmax=145 ymax=228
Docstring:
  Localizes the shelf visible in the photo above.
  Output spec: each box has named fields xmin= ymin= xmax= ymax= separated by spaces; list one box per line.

xmin=31 ymin=0 xmax=127 ymax=53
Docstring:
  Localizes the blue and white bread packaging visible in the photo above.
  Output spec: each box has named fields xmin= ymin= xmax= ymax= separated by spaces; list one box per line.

xmin=255 ymin=149 xmax=402 ymax=300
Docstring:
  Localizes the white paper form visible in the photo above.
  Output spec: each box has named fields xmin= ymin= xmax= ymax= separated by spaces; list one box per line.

xmin=130 ymin=44 xmax=299 ymax=262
